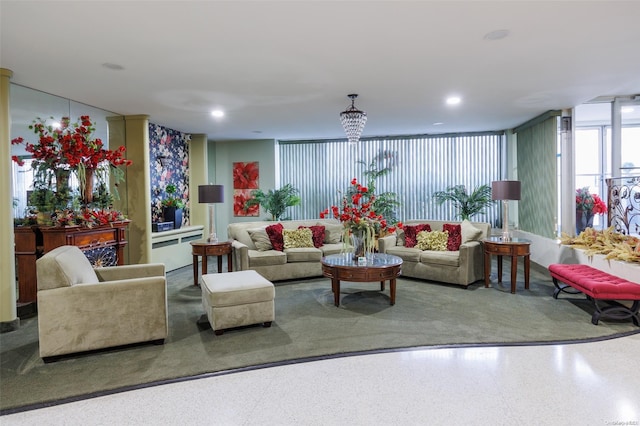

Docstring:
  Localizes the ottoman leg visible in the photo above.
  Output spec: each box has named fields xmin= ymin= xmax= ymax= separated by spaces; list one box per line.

xmin=263 ymin=321 xmax=272 ymax=328
xmin=214 ymin=329 xmax=224 ymax=336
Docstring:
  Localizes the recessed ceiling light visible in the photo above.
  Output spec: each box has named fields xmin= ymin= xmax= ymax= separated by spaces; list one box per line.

xmin=621 ymin=106 xmax=635 ymax=113
xmin=252 ymin=130 xmax=263 ymax=134
xmin=484 ymin=29 xmax=510 ymax=41
xmin=102 ymin=62 xmax=125 ymax=71
xmin=433 ymin=122 xmax=443 ymax=126
xmin=446 ymin=96 xmax=461 ymax=106
xmin=211 ymin=110 xmax=224 ymax=118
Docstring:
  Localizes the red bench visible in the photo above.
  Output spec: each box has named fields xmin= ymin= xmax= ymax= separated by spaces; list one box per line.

xmin=548 ymin=263 xmax=640 ymax=326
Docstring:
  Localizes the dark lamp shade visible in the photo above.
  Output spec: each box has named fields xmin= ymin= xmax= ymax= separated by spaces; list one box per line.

xmin=198 ymin=185 xmax=224 ymax=203
xmin=492 ymin=180 xmax=521 ymax=201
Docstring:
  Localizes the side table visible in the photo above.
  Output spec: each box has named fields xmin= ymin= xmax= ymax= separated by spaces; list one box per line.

xmin=483 ymin=237 xmax=531 ymax=294
xmin=190 ymin=240 xmax=233 ymax=286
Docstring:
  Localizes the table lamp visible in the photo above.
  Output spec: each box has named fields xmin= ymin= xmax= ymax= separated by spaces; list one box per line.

xmin=491 ymin=180 xmax=521 ymax=241
xmin=198 ymin=185 xmax=224 ymax=243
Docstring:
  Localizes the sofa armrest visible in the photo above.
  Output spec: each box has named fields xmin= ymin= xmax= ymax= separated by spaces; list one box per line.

xmin=378 ymin=234 xmax=397 ymax=253
xmin=95 ymin=263 xmax=165 ymax=282
xmin=459 ymin=241 xmax=484 ymax=280
xmin=232 ymin=240 xmax=250 ymax=271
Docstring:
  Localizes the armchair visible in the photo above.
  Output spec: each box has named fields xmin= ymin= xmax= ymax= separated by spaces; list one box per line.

xmin=36 ymin=245 xmax=168 ymax=360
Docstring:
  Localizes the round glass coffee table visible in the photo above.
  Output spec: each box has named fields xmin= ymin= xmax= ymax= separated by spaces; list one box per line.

xmin=321 ymin=253 xmax=403 ymax=307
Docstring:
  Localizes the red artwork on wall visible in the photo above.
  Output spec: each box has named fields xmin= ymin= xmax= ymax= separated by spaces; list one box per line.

xmin=233 ymin=162 xmax=259 ymax=217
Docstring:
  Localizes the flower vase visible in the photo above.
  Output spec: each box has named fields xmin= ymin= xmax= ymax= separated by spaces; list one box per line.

xmin=351 ymin=229 xmax=367 ymax=261
xmin=82 ymin=167 xmax=95 ymax=205
xmin=55 ymin=168 xmax=70 ymax=195
xmin=576 ymin=210 xmax=594 ymax=234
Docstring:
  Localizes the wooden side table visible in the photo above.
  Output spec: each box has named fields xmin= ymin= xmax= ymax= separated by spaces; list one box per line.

xmin=190 ymin=240 xmax=233 ymax=286
xmin=483 ymin=237 xmax=531 ymax=294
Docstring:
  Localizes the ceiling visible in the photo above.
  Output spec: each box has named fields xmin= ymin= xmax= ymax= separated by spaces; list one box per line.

xmin=2 ymin=1 xmax=640 ymax=142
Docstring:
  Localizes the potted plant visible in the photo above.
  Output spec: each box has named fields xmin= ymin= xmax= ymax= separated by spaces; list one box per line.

xmin=244 ymin=184 xmax=301 ymax=221
xmin=162 ymin=183 xmax=185 ymax=229
xmin=432 ymin=184 xmax=493 ymax=220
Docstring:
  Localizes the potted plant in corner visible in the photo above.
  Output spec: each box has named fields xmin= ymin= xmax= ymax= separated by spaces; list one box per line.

xmin=244 ymin=183 xmax=301 ymax=221
xmin=162 ymin=183 xmax=185 ymax=229
xmin=432 ymin=184 xmax=493 ymax=220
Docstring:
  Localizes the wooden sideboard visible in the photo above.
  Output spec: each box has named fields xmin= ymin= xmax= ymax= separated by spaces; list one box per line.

xmin=14 ymin=221 xmax=130 ymax=304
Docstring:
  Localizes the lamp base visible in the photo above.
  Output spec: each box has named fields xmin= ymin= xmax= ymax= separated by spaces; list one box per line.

xmin=501 ymin=231 xmax=512 ymax=242
xmin=208 ymin=233 xmax=218 ymax=243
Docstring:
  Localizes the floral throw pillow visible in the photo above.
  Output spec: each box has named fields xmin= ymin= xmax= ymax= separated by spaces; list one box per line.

xmin=404 ymin=224 xmax=432 ymax=248
xmin=283 ymin=228 xmax=314 ymax=249
xmin=299 ymin=225 xmax=325 ymax=248
xmin=266 ymin=223 xmax=284 ymax=251
xmin=416 ymin=230 xmax=448 ymax=251
xmin=443 ymin=223 xmax=462 ymax=251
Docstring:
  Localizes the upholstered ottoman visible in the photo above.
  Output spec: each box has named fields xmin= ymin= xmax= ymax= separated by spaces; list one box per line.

xmin=201 ymin=270 xmax=275 ymax=335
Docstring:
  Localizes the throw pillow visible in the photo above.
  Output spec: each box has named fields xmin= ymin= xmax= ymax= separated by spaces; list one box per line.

xmin=443 ymin=223 xmax=462 ymax=251
xmin=300 ymin=225 xmax=325 ymax=248
xmin=248 ymin=227 xmax=272 ymax=251
xmin=404 ymin=224 xmax=432 ymax=248
xmin=416 ymin=230 xmax=448 ymax=251
xmin=266 ymin=223 xmax=284 ymax=251
xmin=461 ymin=219 xmax=483 ymax=244
xmin=322 ymin=223 xmax=344 ymax=244
xmin=283 ymin=228 xmax=315 ymax=249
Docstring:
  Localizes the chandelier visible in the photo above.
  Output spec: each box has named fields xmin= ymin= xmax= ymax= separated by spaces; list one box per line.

xmin=340 ymin=94 xmax=367 ymax=144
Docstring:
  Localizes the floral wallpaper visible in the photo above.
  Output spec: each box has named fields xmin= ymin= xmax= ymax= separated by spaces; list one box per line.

xmin=149 ymin=123 xmax=190 ymax=225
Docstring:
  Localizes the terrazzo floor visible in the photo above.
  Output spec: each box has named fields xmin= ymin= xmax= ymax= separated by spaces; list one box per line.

xmin=3 ymin=332 xmax=639 ymax=425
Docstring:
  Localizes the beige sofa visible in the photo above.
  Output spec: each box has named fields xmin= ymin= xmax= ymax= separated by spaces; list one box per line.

xmin=378 ymin=219 xmax=490 ymax=288
xmin=228 ymin=219 xmax=345 ymax=281
xmin=36 ymin=245 xmax=169 ymax=359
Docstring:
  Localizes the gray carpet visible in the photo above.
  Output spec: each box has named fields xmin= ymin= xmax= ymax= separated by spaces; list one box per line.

xmin=1 ymin=262 xmax=638 ymax=413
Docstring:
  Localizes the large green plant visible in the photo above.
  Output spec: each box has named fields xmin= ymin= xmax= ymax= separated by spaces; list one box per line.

xmin=354 ymin=150 xmax=401 ymax=224
xmin=432 ymin=184 xmax=493 ymax=220
xmin=245 ymin=184 xmax=301 ymax=221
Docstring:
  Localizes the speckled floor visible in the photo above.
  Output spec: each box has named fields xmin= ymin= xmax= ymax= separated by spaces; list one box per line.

xmin=3 ymin=333 xmax=639 ymax=426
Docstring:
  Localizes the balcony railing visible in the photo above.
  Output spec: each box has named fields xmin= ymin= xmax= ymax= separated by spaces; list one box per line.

xmin=606 ymin=175 xmax=640 ymax=236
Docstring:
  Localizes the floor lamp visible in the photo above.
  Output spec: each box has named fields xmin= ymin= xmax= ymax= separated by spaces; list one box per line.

xmin=491 ymin=180 xmax=521 ymax=241
xmin=198 ymin=185 xmax=224 ymax=243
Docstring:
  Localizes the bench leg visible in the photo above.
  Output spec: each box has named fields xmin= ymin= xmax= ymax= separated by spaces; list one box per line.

xmin=592 ymin=299 xmax=640 ymax=326
xmin=551 ymin=277 xmax=582 ymax=299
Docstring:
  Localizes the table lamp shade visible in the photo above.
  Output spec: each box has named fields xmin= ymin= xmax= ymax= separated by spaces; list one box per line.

xmin=198 ymin=185 xmax=224 ymax=204
xmin=491 ymin=180 xmax=521 ymax=201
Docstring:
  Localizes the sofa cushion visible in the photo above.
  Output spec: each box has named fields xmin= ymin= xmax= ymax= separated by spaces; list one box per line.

xmin=322 ymin=222 xmax=343 ymax=244
xmin=385 ymin=246 xmax=422 ymax=262
xmin=416 ymin=230 xmax=448 ymax=251
xmin=419 ymin=250 xmax=460 ymax=267
xmin=461 ymin=219 xmax=483 ymax=243
xmin=283 ymin=228 xmax=314 ymax=248
xmin=403 ymin=224 xmax=432 ymax=248
xmin=248 ymin=227 xmax=272 ymax=251
xmin=266 ymin=223 xmax=284 ymax=251
xmin=320 ymin=243 xmax=344 ymax=256
xmin=443 ymin=223 xmax=462 ymax=251
xmin=248 ymin=250 xmax=287 ymax=267
xmin=299 ymin=225 xmax=325 ymax=248
xmin=285 ymin=247 xmax=323 ymax=262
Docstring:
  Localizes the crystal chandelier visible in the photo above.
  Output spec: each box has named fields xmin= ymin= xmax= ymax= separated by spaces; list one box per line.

xmin=340 ymin=94 xmax=367 ymax=144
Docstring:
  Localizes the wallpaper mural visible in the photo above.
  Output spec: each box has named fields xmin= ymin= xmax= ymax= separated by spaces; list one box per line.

xmin=233 ymin=161 xmax=259 ymax=217
xmin=149 ymin=123 xmax=191 ymax=225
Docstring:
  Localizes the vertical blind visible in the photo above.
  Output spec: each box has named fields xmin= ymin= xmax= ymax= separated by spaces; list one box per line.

xmin=278 ymin=132 xmax=504 ymax=225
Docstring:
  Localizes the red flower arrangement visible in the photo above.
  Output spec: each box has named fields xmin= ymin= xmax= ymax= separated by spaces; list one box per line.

xmin=576 ymin=187 xmax=607 ymax=215
xmin=320 ymin=178 xmax=401 ymax=234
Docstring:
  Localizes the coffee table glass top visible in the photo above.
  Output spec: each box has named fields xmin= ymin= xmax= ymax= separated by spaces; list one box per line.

xmin=322 ymin=253 xmax=402 ymax=267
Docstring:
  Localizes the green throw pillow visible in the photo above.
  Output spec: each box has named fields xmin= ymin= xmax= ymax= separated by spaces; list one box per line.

xmin=283 ymin=228 xmax=315 ymax=248
xmin=416 ymin=230 xmax=448 ymax=251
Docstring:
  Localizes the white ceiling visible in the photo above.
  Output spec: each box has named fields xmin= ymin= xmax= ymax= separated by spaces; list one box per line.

xmin=2 ymin=0 xmax=640 ymax=141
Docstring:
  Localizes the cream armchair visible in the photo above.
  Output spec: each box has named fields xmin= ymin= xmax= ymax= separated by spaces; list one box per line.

xmin=36 ymin=245 xmax=169 ymax=360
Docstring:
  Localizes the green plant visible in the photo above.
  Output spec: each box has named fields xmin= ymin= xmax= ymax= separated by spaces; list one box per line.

xmin=356 ymin=150 xmax=401 ymax=225
xmin=162 ymin=183 xmax=185 ymax=209
xmin=432 ymin=184 xmax=493 ymax=220
xmin=245 ymin=184 xmax=301 ymax=221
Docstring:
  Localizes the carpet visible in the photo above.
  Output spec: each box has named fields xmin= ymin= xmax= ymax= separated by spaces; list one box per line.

xmin=1 ymin=263 xmax=638 ymax=413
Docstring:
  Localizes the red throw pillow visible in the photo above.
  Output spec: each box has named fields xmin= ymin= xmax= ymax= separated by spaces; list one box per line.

xmin=266 ymin=223 xmax=284 ymax=251
xmin=443 ymin=223 xmax=462 ymax=251
xmin=404 ymin=224 xmax=432 ymax=248
xmin=299 ymin=225 xmax=325 ymax=248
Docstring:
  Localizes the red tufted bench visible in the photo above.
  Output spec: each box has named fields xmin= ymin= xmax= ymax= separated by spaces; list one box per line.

xmin=548 ymin=263 xmax=640 ymax=326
